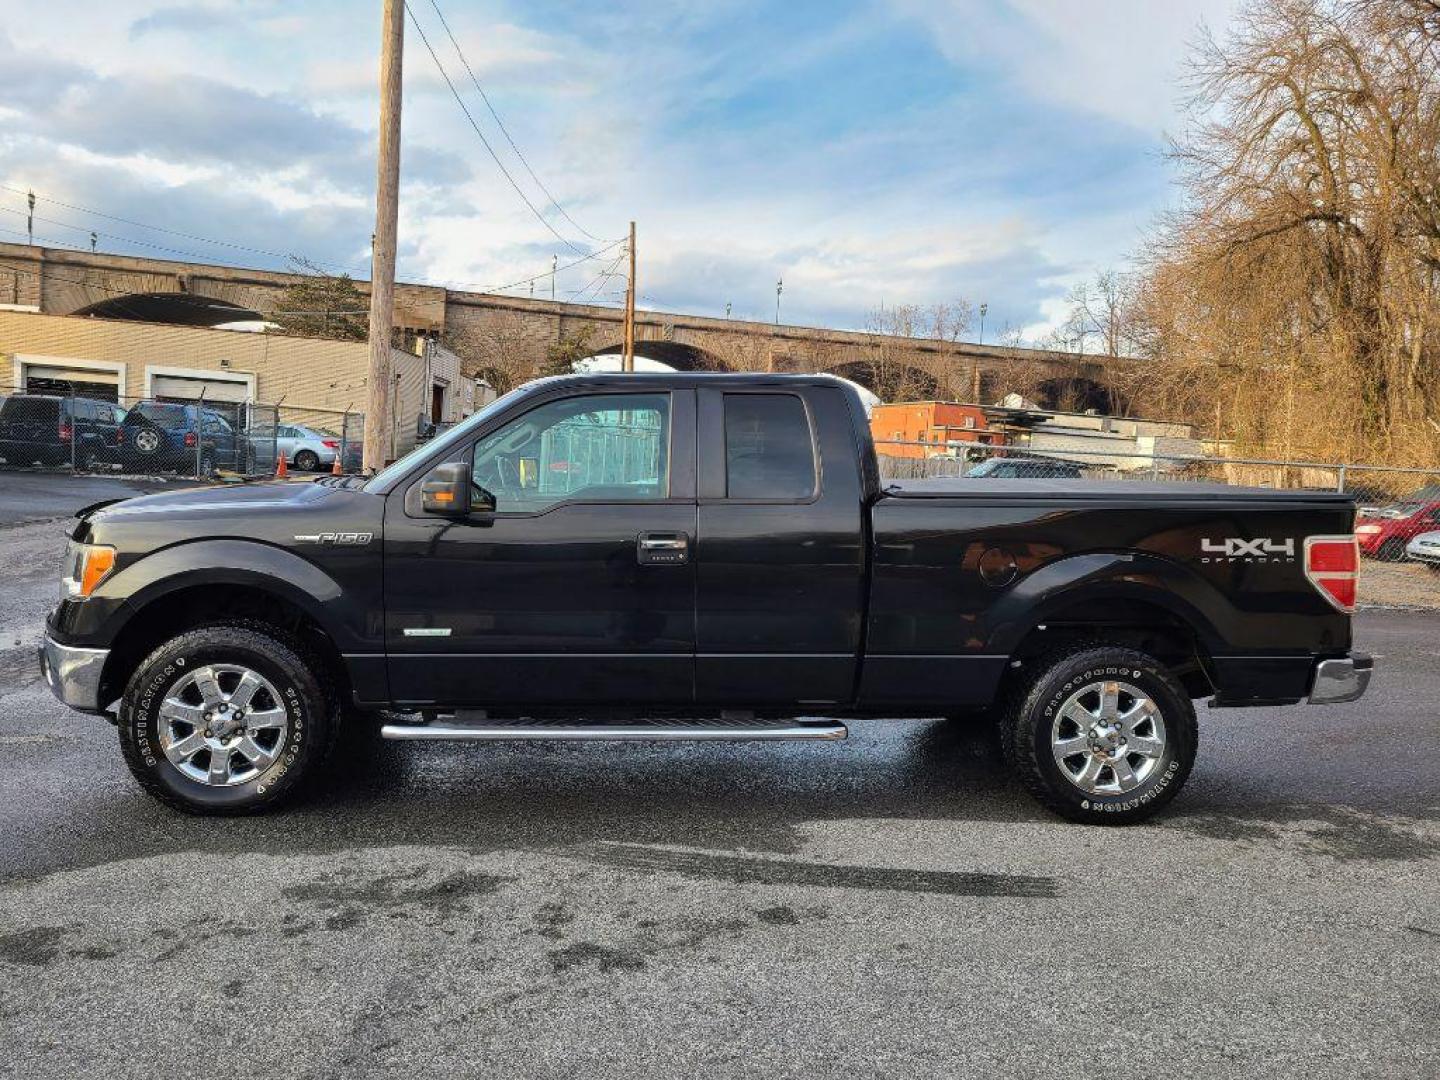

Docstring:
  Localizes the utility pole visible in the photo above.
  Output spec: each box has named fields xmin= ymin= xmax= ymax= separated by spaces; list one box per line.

xmin=978 ymin=303 xmax=987 ymax=346
xmin=26 ymin=191 xmax=35 ymax=246
xmin=551 ymin=255 xmax=557 ymax=301
xmin=364 ymin=0 xmax=403 ymax=474
xmin=775 ymin=277 xmax=783 ymax=324
xmin=622 ymin=221 xmax=636 ymax=372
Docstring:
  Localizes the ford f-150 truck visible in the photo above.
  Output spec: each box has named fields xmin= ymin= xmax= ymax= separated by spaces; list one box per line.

xmin=40 ymin=373 xmax=1372 ymax=823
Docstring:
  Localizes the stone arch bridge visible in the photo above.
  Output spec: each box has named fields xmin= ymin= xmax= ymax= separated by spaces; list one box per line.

xmin=0 ymin=243 xmax=1131 ymax=411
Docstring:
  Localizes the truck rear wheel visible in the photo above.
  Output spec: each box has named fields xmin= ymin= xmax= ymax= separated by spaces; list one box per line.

xmin=1001 ymin=645 xmax=1197 ymax=825
xmin=117 ymin=623 xmax=337 ymax=814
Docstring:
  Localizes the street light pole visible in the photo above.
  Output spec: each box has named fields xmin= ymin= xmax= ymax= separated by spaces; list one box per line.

xmin=978 ymin=303 xmax=988 ymax=346
xmin=775 ymin=277 xmax=783 ymax=324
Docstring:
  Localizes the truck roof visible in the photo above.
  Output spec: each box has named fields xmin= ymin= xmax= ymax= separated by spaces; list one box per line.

xmin=884 ymin=477 xmax=1357 ymax=504
xmin=530 ymin=372 xmax=858 ymax=390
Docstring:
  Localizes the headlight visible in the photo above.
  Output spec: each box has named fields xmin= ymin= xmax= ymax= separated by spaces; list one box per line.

xmin=61 ymin=542 xmax=116 ymax=599
xmin=1355 ymin=524 xmax=1382 ymax=535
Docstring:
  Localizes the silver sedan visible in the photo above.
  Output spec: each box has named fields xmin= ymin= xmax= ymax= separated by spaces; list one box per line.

xmin=1405 ymin=530 xmax=1440 ymax=573
xmin=276 ymin=424 xmax=340 ymax=471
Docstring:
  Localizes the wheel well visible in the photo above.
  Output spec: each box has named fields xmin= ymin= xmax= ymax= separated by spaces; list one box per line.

xmin=99 ymin=585 xmax=351 ymax=708
xmin=1009 ymin=597 xmax=1216 ymax=699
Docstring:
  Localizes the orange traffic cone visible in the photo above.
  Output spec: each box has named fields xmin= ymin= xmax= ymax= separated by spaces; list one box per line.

xmin=275 ymin=453 xmax=288 ymax=480
xmin=331 ymin=455 xmax=342 ymax=476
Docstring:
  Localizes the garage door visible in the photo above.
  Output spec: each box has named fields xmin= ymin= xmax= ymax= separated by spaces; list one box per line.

xmin=22 ymin=364 xmax=120 ymax=403
xmin=149 ymin=374 xmax=251 ymax=403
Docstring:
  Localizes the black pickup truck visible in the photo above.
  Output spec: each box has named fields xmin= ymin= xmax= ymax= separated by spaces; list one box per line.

xmin=41 ymin=373 xmax=1371 ymax=823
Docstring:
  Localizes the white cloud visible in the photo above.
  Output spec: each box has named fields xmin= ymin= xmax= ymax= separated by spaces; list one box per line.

xmin=892 ymin=0 xmax=1239 ymax=135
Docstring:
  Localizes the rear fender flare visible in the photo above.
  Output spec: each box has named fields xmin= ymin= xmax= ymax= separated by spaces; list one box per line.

xmin=983 ymin=551 xmax=1230 ymax=656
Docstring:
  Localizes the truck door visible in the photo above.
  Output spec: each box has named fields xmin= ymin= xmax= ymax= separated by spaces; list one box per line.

xmin=694 ymin=385 xmax=867 ymax=706
xmin=383 ymin=389 xmax=697 ymax=708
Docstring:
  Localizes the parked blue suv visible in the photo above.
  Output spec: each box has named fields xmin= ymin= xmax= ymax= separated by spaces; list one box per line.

xmin=118 ymin=402 xmax=242 ymax=476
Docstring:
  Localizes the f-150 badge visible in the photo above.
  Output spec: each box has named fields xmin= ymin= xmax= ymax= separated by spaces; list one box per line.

xmin=1200 ymin=537 xmax=1295 ymax=562
xmin=293 ymin=532 xmax=374 ymax=545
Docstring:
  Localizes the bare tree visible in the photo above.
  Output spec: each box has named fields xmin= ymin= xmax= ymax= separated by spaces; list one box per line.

xmin=445 ymin=313 xmax=539 ymax=395
xmin=1132 ymin=0 xmax=1440 ymax=464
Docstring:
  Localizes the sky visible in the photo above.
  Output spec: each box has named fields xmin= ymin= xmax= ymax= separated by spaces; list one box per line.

xmin=0 ymin=0 xmax=1240 ymax=340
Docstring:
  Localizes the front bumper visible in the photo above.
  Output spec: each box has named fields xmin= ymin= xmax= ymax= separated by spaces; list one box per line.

xmin=39 ymin=635 xmax=110 ymax=713
xmin=1308 ymin=652 xmax=1373 ymax=705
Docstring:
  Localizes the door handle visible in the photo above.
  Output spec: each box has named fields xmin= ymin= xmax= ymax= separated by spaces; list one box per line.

xmin=637 ymin=532 xmax=689 ymax=564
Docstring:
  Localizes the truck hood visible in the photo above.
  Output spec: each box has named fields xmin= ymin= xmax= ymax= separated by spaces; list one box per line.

xmin=83 ymin=479 xmax=360 ymax=524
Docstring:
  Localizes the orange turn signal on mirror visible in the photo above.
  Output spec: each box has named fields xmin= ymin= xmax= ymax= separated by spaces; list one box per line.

xmin=432 ymin=490 xmax=455 ymax=503
xmin=79 ymin=546 xmax=116 ymax=597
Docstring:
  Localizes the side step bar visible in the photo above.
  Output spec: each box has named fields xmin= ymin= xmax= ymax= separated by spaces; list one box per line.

xmin=380 ymin=718 xmax=848 ymax=742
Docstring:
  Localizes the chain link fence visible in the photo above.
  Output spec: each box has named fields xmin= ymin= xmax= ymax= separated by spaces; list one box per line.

xmin=0 ymin=382 xmax=285 ymax=480
xmin=0 ymin=380 xmax=370 ymax=481
xmin=875 ymin=438 xmax=1440 ymax=610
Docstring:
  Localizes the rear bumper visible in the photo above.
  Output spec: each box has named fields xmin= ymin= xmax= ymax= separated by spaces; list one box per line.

xmin=1308 ymin=652 xmax=1373 ymax=705
xmin=39 ymin=635 xmax=110 ymax=713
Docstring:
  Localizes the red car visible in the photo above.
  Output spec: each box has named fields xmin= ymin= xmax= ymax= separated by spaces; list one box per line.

xmin=1355 ymin=490 xmax=1440 ymax=560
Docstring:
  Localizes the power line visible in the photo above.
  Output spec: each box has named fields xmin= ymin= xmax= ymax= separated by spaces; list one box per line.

xmin=404 ymin=2 xmax=606 ymax=258
xmin=566 ymin=251 xmax=626 ymax=302
xmin=473 ymin=238 xmax=626 ymax=295
xmin=0 ymin=183 xmax=363 ymax=274
xmin=426 ymin=0 xmax=605 ymax=244
xmin=0 ymin=204 xmax=318 ymax=272
xmin=2 ymin=186 xmax=624 ymax=295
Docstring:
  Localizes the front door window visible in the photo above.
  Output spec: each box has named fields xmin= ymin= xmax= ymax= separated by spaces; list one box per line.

xmin=470 ymin=393 xmax=670 ymax=512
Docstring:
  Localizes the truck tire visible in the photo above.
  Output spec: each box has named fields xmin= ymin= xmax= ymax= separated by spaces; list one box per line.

xmin=1000 ymin=645 xmax=1197 ymax=825
xmin=117 ymin=623 xmax=338 ymax=815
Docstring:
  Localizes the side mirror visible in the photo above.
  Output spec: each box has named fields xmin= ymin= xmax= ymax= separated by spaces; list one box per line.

xmin=421 ymin=461 xmax=471 ymax=516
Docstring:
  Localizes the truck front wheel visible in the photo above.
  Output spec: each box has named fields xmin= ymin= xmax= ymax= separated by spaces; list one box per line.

xmin=117 ymin=623 xmax=337 ymax=814
xmin=1001 ymin=645 xmax=1197 ymax=825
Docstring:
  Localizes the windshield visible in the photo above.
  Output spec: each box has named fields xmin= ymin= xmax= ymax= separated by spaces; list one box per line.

xmin=365 ymin=383 xmax=530 ymax=490
xmin=131 ymin=403 xmax=190 ymax=424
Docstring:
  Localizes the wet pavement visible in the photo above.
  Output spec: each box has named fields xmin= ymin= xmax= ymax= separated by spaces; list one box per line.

xmin=0 ymin=515 xmax=1437 ymax=1077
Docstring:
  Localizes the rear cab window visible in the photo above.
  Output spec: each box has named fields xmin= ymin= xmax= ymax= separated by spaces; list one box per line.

xmin=723 ymin=393 xmax=817 ymax=500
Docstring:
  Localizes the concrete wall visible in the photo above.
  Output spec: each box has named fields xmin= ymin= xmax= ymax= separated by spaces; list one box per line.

xmin=1 ymin=243 xmax=1133 ymax=412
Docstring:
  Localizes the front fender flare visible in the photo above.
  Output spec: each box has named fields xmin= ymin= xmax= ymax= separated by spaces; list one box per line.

xmin=89 ymin=539 xmax=349 ymax=649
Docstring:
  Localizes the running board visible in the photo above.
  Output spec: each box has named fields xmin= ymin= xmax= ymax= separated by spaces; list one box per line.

xmin=380 ymin=717 xmax=848 ymax=742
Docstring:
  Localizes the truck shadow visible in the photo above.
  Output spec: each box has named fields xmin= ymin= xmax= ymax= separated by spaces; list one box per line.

xmin=298 ymin=716 xmax=1029 ymax=855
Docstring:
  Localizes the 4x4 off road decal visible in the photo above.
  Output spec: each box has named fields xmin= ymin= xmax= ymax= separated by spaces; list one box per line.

xmin=1200 ymin=537 xmax=1296 ymax=563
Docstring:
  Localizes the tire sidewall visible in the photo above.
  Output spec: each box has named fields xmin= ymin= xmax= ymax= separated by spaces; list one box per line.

xmin=122 ymin=632 xmax=320 ymax=812
xmin=1026 ymin=652 xmax=1194 ymax=822
xmin=295 ymin=450 xmax=318 ymax=472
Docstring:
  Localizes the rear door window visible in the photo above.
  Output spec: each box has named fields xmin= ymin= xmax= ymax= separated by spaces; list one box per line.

xmin=723 ymin=393 xmax=817 ymax=500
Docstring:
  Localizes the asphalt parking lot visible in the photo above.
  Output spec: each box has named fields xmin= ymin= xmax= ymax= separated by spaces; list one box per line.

xmin=1 ymin=488 xmax=1437 ymax=1079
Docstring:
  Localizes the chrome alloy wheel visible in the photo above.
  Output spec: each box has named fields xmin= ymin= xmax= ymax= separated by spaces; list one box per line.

xmin=157 ymin=664 xmax=289 ymax=786
xmin=134 ymin=428 xmax=160 ymax=454
xmin=1050 ymin=679 xmax=1167 ymax=795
